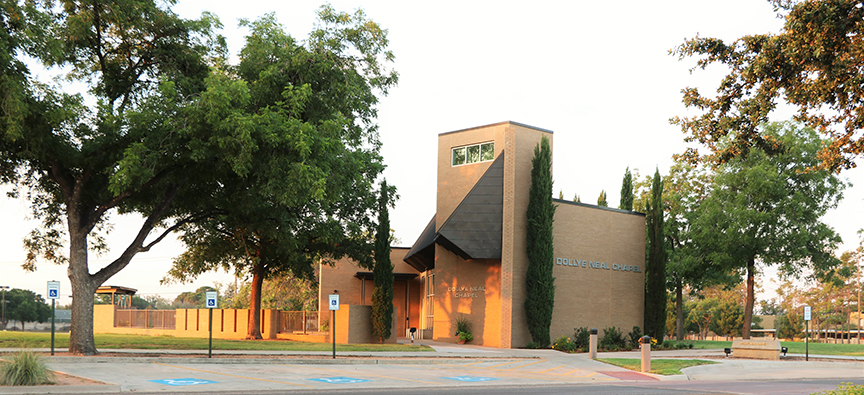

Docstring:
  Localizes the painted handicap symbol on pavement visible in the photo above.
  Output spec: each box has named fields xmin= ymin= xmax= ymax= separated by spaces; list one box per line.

xmin=149 ymin=378 xmax=218 ymax=386
xmin=443 ymin=376 xmax=498 ymax=382
xmin=308 ymin=376 xmax=370 ymax=384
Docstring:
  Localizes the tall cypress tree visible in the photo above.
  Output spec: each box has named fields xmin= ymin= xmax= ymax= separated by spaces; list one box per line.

xmin=597 ymin=190 xmax=608 ymax=207
xmin=619 ymin=167 xmax=634 ymax=210
xmin=644 ymin=168 xmax=667 ymax=343
xmin=371 ymin=180 xmax=394 ymax=343
xmin=525 ymin=136 xmax=556 ymax=347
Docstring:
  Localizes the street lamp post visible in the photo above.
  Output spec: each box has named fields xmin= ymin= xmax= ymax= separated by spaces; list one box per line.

xmin=0 ymin=286 xmax=9 ymax=330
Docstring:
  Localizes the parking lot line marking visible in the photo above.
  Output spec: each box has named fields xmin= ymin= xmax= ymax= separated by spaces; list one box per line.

xmin=551 ymin=368 xmax=586 ymax=376
xmin=281 ymin=365 xmax=443 ymax=385
xmin=458 ymin=361 xmax=487 ymax=367
xmin=501 ymin=360 xmax=546 ymax=371
xmin=536 ymin=364 xmax=566 ymax=374
xmin=483 ymin=360 xmax=525 ymax=369
xmin=412 ymin=365 xmax=607 ymax=384
xmin=152 ymin=363 xmax=313 ymax=388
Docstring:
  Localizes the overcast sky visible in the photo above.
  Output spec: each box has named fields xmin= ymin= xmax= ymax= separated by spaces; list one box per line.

xmin=2 ymin=0 xmax=861 ymax=305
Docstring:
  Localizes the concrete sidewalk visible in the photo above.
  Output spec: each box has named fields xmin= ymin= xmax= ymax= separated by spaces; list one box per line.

xmin=0 ymin=342 xmax=862 ymax=394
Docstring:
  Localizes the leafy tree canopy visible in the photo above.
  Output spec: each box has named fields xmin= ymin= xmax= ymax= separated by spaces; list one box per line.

xmin=690 ymin=121 xmax=847 ymax=338
xmin=160 ymin=9 xmax=397 ymax=339
xmin=596 ymin=190 xmax=608 ymax=207
xmin=173 ymin=286 xmax=218 ymax=309
xmin=672 ymin=0 xmax=864 ymax=171
xmin=4 ymin=288 xmax=52 ymax=328
xmin=1 ymin=0 xmax=228 ymax=355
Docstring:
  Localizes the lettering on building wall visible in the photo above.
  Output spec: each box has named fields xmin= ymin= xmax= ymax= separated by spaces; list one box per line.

xmin=555 ymin=258 xmax=641 ymax=273
xmin=448 ymin=286 xmax=486 ymax=299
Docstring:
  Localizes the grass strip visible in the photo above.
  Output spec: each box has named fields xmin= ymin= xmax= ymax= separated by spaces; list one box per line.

xmin=0 ymin=332 xmax=431 ymax=352
xmin=678 ymin=340 xmax=864 ymax=356
xmin=597 ymin=358 xmax=717 ymax=376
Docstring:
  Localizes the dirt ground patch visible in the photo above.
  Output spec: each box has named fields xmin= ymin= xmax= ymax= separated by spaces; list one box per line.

xmin=53 ymin=371 xmax=107 ymax=386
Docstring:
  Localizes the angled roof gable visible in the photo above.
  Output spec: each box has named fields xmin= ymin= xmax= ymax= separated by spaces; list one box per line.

xmin=436 ymin=153 xmax=504 ymax=260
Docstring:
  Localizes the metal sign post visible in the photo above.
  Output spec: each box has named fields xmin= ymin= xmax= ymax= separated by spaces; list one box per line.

xmin=329 ymin=291 xmax=339 ymax=359
xmin=47 ymin=281 xmax=60 ymax=356
xmin=205 ymin=291 xmax=218 ymax=358
xmin=804 ymin=305 xmax=811 ymax=361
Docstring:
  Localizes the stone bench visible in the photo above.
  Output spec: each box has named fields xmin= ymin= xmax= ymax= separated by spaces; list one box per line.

xmin=732 ymin=338 xmax=781 ymax=360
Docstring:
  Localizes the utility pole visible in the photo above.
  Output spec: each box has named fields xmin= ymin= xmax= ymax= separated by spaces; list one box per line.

xmin=0 ymin=286 xmax=8 ymax=330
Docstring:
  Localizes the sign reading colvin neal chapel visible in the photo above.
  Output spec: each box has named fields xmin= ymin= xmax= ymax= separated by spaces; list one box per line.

xmin=555 ymin=258 xmax=641 ymax=273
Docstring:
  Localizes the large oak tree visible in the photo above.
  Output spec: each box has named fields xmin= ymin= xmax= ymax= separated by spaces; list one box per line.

xmin=689 ymin=122 xmax=846 ymax=338
xmin=1 ymin=0 xmax=228 ymax=355
xmin=162 ymin=9 xmax=397 ymax=339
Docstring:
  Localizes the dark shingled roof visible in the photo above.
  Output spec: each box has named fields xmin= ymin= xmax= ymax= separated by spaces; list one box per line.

xmin=436 ymin=153 xmax=504 ymax=260
xmin=403 ymin=216 xmax=436 ymax=272
xmin=403 ymin=154 xmax=504 ymax=271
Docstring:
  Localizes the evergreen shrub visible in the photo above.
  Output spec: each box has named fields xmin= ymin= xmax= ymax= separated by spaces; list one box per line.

xmin=573 ymin=327 xmax=590 ymax=351
xmin=600 ymin=326 xmax=627 ymax=351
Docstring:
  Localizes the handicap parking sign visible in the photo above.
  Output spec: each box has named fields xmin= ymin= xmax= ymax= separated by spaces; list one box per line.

xmin=205 ymin=291 xmax=217 ymax=308
xmin=47 ymin=281 xmax=60 ymax=300
xmin=308 ymin=376 xmax=369 ymax=384
xmin=149 ymin=378 xmax=218 ymax=386
xmin=443 ymin=376 xmax=498 ymax=382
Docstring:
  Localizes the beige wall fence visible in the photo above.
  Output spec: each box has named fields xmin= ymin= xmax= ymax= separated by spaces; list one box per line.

xmin=278 ymin=311 xmax=319 ymax=333
xmin=95 ymin=305 xmax=319 ymax=339
xmin=115 ymin=309 xmax=176 ymax=329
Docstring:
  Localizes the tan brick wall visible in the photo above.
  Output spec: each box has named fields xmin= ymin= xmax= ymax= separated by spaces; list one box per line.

xmin=333 ymin=304 xmax=398 ymax=344
xmin=550 ymin=202 xmax=646 ymax=341
xmin=436 ymin=125 xmax=507 ymax=232
xmin=500 ymin=123 xmax=552 ymax=348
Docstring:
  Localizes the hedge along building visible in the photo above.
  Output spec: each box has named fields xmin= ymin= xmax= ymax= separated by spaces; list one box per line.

xmin=319 ymin=121 xmax=645 ymax=348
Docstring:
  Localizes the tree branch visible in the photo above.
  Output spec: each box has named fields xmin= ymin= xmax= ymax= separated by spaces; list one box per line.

xmin=91 ymin=184 xmax=180 ymax=285
xmin=85 ymin=166 xmax=175 ymax=233
xmin=141 ymin=209 xmax=223 ymax=251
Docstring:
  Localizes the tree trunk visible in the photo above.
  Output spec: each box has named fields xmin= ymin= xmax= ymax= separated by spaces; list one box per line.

xmin=247 ymin=260 xmax=264 ymax=339
xmin=68 ymin=227 xmax=99 ymax=355
xmin=742 ymin=256 xmax=755 ymax=339
xmin=675 ymin=279 xmax=684 ymax=340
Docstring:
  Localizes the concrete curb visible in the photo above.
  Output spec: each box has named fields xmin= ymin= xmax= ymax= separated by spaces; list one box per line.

xmin=0 ymin=385 xmax=123 ymax=394
xmin=41 ymin=356 xmax=521 ymax=365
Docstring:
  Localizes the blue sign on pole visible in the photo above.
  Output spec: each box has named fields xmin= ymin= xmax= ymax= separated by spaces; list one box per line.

xmin=308 ymin=377 xmax=370 ymax=384
xmin=443 ymin=376 xmax=498 ymax=382
xmin=149 ymin=378 xmax=218 ymax=386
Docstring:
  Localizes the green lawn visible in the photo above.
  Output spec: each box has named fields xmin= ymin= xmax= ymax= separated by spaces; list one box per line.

xmin=0 ymin=332 xmax=432 ymax=352
xmin=665 ymin=339 xmax=864 ymax=356
xmin=597 ymin=358 xmax=717 ymax=375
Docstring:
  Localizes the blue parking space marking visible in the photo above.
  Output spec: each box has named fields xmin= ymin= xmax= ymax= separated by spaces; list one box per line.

xmin=308 ymin=377 xmax=370 ymax=384
xmin=149 ymin=378 xmax=218 ymax=386
xmin=443 ymin=376 xmax=498 ymax=382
